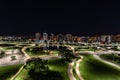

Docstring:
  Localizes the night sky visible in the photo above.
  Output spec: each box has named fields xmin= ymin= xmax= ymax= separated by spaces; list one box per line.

xmin=0 ymin=1 xmax=119 ymax=36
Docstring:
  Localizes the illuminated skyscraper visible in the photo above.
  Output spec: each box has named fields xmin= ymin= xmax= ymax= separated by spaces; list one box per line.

xmin=57 ymin=34 xmax=64 ymax=43
xmin=66 ymin=34 xmax=72 ymax=42
xmin=107 ymin=35 xmax=111 ymax=43
xmin=50 ymin=33 xmax=54 ymax=41
xmin=43 ymin=32 xmax=48 ymax=42
xmin=35 ymin=32 xmax=40 ymax=43
xmin=100 ymin=35 xmax=106 ymax=43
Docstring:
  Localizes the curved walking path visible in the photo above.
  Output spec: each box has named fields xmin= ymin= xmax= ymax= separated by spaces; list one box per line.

xmin=10 ymin=63 xmax=26 ymax=80
xmin=68 ymin=61 xmax=76 ymax=80
xmin=11 ymin=45 xmax=85 ymax=80
xmin=21 ymin=46 xmax=30 ymax=59
xmin=10 ymin=46 xmax=61 ymax=80
xmin=93 ymin=54 xmax=120 ymax=69
xmin=10 ymin=46 xmax=29 ymax=80
xmin=75 ymin=56 xmax=84 ymax=80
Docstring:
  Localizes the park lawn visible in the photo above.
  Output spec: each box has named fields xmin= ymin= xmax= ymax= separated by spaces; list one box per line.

xmin=3 ymin=46 xmax=22 ymax=50
xmin=26 ymin=50 xmax=59 ymax=57
xmin=77 ymin=48 xmax=94 ymax=51
xmin=100 ymin=54 xmax=120 ymax=65
xmin=15 ymin=69 xmax=29 ymax=80
xmin=47 ymin=59 xmax=69 ymax=80
xmin=25 ymin=50 xmax=48 ymax=57
xmin=52 ymin=50 xmax=60 ymax=54
xmin=80 ymin=55 xmax=120 ymax=80
xmin=0 ymin=64 xmax=23 ymax=80
xmin=15 ymin=59 xmax=69 ymax=80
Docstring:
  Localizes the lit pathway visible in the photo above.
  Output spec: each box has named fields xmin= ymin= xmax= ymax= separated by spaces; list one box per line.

xmin=68 ymin=61 xmax=76 ymax=80
xmin=10 ymin=46 xmax=30 ymax=80
xmin=10 ymin=63 xmax=26 ymax=80
xmin=11 ymin=46 xmax=61 ymax=80
xmin=21 ymin=46 xmax=30 ymax=59
xmin=93 ymin=54 xmax=120 ymax=70
xmin=75 ymin=56 xmax=84 ymax=80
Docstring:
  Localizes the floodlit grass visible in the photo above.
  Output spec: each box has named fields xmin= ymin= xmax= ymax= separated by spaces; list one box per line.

xmin=0 ymin=44 xmax=16 ymax=47
xmin=80 ymin=55 xmax=120 ymax=80
xmin=0 ymin=46 xmax=22 ymax=51
xmin=0 ymin=64 xmax=23 ymax=80
xmin=15 ymin=59 xmax=69 ymax=80
xmin=15 ymin=69 xmax=29 ymax=80
xmin=52 ymin=50 xmax=60 ymax=54
xmin=25 ymin=47 xmax=49 ymax=57
xmin=3 ymin=46 xmax=22 ymax=50
xmin=26 ymin=51 xmax=48 ymax=57
xmin=48 ymin=59 xmax=69 ymax=80
xmin=100 ymin=54 xmax=120 ymax=65
xmin=26 ymin=47 xmax=59 ymax=57
xmin=77 ymin=49 xmax=94 ymax=51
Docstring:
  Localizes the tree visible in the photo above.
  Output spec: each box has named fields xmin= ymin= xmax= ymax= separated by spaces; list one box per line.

xmin=11 ymin=56 xmax=16 ymax=61
xmin=59 ymin=49 xmax=76 ymax=62
xmin=24 ymin=58 xmax=50 ymax=80
xmin=0 ymin=51 xmax=5 ymax=58
xmin=25 ymin=58 xmax=48 ymax=72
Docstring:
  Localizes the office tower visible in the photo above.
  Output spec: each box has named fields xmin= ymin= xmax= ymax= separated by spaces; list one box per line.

xmin=66 ymin=34 xmax=72 ymax=42
xmin=57 ymin=34 xmax=64 ymax=43
xmin=35 ymin=32 xmax=40 ymax=43
xmin=107 ymin=35 xmax=111 ymax=43
xmin=43 ymin=32 xmax=48 ymax=42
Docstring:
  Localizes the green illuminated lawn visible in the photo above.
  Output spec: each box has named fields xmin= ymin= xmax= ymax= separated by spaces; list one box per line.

xmin=26 ymin=51 xmax=48 ymax=57
xmin=26 ymin=48 xmax=59 ymax=57
xmin=47 ymin=59 xmax=69 ymax=80
xmin=14 ymin=69 xmax=29 ymax=80
xmin=0 ymin=64 xmax=23 ymax=80
xmin=52 ymin=50 xmax=60 ymax=54
xmin=15 ymin=59 xmax=69 ymax=80
xmin=80 ymin=55 xmax=120 ymax=80
xmin=100 ymin=54 xmax=120 ymax=65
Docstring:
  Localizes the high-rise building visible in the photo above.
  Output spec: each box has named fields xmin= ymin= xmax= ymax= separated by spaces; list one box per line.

xmin=107 ymin=35 xmax=111 ymax=43
xmin=35 ymin=32 xmax=40 ymax=43
xmin=100 ymin=35 xmax=106 ymax=43
xmin=43 ymin=32 xmax=48 ymax=42
xmin=50 ymin=33 xmax=54 ymax=41
xmin=57 ymin=34 xmax=64 ymax=43
xmin=66 ymin=34 xmax=72 ymax=42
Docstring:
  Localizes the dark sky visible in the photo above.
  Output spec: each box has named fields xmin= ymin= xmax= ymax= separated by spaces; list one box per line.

xmin=0 ymin=1 xmax=119 ymax=36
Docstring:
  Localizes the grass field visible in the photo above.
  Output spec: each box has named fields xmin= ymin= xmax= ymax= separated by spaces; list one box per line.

xmin=0 ymin=64 xmax=23 ymax=80
xmin=14 ymin=69 xmax=29 ymax=80
xmin=26 ymin=51 xmax=48 ymax=57
xmin=100 ymin=54 xmax=120 ymax=65
xmin=47 ymin=59 xmax=69 ymax=80
xmin=15 ymin=59 xmax=69 ymax=80
xmin=26 ymin=49 xmax=59 ymax=57
xmin=80 ymin=55 xmax=120 ymax=80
